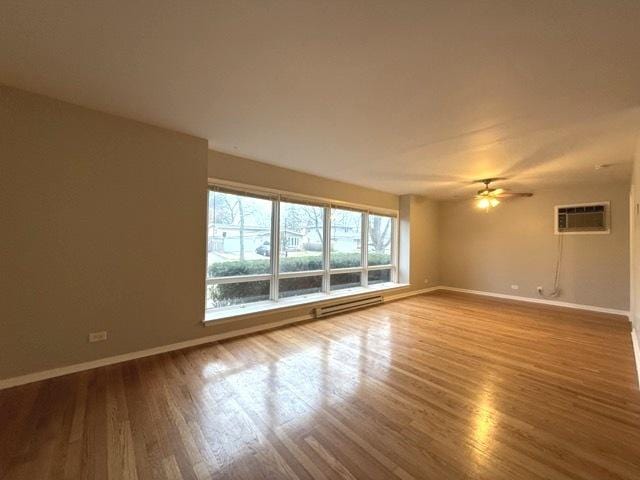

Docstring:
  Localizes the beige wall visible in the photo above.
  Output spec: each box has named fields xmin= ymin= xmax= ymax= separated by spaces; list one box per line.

xmin=1 ymin=87 xmax=208 ymax=378
xmin=439 ymin=183 xmax=630 ymax=310
xmin=398 ymin=195 xmax=440 ymax=290
xmin=208 ymin=150 xmax=398 ymax=211
xmin=631 ymin=138 xmax=640 ymax=333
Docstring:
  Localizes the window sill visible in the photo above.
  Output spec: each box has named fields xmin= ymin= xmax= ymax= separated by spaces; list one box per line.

xmin=203 ymin=282 xmax=409 ymax=325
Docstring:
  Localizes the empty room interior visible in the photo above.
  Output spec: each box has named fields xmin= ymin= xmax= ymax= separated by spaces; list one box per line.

xmin=3 ymin=2 xmax=640 ymax=479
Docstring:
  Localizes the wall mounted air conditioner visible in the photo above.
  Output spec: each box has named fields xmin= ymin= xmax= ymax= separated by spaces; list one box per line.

xmin=554 ymin=202 xmax=610 ymax=235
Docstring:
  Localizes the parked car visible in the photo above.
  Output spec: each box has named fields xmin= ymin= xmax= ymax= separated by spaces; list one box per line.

xmin=256 ymin=241 xmax=270 ymax=256
xmin=303 ymin=241 xmax=323 ymax=252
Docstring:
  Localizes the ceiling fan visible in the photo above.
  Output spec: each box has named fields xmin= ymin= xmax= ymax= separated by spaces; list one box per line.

xmin=473 ymin=178 xmax=533 ymax=210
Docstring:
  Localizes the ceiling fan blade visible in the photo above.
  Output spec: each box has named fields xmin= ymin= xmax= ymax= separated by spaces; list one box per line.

xmin=472 ymin=177 xmax=508 ymax=185
xmin=494 ymin=192 xmax=533 ymax=198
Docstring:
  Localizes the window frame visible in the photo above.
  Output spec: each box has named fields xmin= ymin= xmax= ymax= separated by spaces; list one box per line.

xmin=206 ymin=183 xmax=399 ymax=314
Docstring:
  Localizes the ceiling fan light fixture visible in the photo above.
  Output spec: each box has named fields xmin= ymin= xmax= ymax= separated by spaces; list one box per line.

xmin=472 ymin=178 xmax=530 ymax=211
xmin=475 ymin=196 xmax=500 ymax=210
xmin=476 ymin=197 xmax=490 ymax=210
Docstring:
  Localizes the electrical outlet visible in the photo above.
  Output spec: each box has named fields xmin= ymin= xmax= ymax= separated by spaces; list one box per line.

xmin=510 ymin=284 xmax=519 ymax=290
xmin=424 ymin=278 xmax=429 ymax=284
xmin=89 ymin=331 xmax=107 ymax=343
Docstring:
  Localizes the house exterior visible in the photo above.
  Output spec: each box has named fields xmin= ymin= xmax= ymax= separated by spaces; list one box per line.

xmin=207 ymin=222 xmax=362 ymax=258
xmin=207 ymin=224 xmax=307 ymax=255
xmin=207 ymin=223 xmax=270 ymax=254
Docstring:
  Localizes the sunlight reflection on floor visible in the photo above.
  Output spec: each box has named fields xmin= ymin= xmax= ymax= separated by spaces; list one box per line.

xmin=472 ymin=378 xmax=499 ymax=471
xmin=196 ymin=319 xmax=395 ymax=465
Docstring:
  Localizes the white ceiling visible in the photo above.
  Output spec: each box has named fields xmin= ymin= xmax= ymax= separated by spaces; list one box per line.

xmin=2 ymin=1 xmax=640 ymax=198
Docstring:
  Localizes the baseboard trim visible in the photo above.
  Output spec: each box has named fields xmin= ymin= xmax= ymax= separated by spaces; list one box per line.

xmin=0 ymin=287 xmax=438 ymax=390
xmin=438 ymin=286 xmax=630 ymax=318
xmin=384 ymin=285 xmax=441 ymax=302
xmin=0 ymin=314 xmax=313 ymax=390
xmin=632 ymin=329 xmax=640 ymax=389
xmin=0 ymin=285 xmax=626 ymax=390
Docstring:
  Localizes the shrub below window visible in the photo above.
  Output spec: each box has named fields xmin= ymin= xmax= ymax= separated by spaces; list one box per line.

xmin=207 ymin=280 xmax=270 ymax=308
xmin=330 ymin=272 xmax=362 ymax=291
xmin=208 ymin=252 xmax=389 ymax=277
xmin=207 ymin=252 xmax=392 ymax=304
xmin=279 ymin=275 xmax=323 ymax=298
xmin=368 ymin=269 xmax=391 ymax=285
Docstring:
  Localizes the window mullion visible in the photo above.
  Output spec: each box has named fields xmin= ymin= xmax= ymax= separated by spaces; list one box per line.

xmin=392 ymin=217 xmax=398 ymax=283
xmin=322 ymin=206 xmax=331 ymax=293
xmin=361 ymin=213 xmax=368 ymax=287
xmin=328 ymin=266 xmax=363 ymax=274
xmin=366 ymin=264 xmax=392 ymax=271
xmin=271 ymin=198 xmax=280 ymax=300
xmin=278 ymin=269 xmax=324 ymax=279
xmin=206 ymin=274 xmax=272 ymax=285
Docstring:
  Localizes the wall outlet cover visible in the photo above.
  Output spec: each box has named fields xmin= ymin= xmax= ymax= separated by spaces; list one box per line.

xmin=89 ymin=331 xmax=108 ymax=343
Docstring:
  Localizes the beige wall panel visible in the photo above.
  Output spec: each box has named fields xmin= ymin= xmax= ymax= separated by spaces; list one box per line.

xmin=439 ymin=183 xmax=630 ymax=310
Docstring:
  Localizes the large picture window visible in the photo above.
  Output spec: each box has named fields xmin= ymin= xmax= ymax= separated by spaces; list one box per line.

xmin=206 ymin=186 xmax=398 ymax=315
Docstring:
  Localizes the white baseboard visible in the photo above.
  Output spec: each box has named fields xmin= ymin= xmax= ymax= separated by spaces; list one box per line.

xmin=0 ymin=313 xmax=313 ymax=390
xmin=438 ymin=286 xmax=630 ymax=318
xmin=632 ymin=329 xmax=640 ymax=389
xmin=0 ymin=287 xmax=436 ymax=390
xmin=0 ymin=285 xmax=627 ymax=390
xmin=384 ymin=285 xmax=441 ymax=302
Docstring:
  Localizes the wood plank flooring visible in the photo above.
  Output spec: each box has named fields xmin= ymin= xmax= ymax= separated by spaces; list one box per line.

xmin=1 ymin=291 xmax=640 ymax=479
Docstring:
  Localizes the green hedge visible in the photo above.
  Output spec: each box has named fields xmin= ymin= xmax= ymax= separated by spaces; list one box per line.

xmin=208 ymin=252 xmax=391 ymax=306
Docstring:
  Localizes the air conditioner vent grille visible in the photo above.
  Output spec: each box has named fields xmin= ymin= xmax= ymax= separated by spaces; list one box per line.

xmin=555 ymin=202 xmax=609 ymax=234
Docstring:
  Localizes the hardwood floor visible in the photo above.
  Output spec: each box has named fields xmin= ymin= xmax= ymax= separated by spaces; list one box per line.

xmin=1 ymin=291 xmax=640 ymax=479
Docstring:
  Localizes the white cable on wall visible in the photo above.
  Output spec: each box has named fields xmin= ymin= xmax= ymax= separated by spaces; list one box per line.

xmin=538 ymin=234 xmax=563 ymax=298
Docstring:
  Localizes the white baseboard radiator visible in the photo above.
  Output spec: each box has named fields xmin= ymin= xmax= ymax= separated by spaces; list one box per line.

xmin=314 ymin=295 xmax=383 ymax=318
